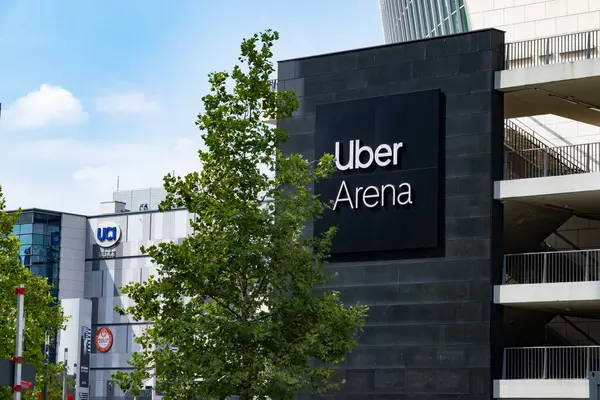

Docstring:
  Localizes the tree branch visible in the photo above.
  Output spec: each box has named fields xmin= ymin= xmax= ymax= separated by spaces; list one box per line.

xmin=208 ymin=294 xmax=242 ymax=319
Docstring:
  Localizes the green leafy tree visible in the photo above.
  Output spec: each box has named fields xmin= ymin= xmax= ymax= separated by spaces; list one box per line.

xmin=0 ymin=187 xmax=67 ymax=400
xmin=114 ymin=29 xmax=368 ymax=400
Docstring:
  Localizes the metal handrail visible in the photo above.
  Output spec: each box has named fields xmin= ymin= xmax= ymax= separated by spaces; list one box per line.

xmin=503 ymin=249 xmax=600 ymax=284
xmin=504 ymin=142 xmax=600 ymax=179
xmin=503 ymin=346 xmax=600 ymax=379
xmin=505 ymin=29 xmax=600 ymax=69
xmin=504 ymin=120 xmax=553 ymax=151
xmin=504 ymin=121 xmax=585 ymax=173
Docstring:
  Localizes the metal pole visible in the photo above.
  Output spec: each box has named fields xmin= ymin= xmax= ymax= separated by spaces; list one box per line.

xmin=44 ymin=330 xmax=50 ymax=400
xmin=63 ymin=348 xmax=68 ymax=400
xmin=13 ymin=284 xmax=25 ymax=400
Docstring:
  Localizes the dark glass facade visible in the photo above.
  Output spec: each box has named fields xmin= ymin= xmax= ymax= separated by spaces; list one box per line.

xmin=380 ymin=0 xmax=469 ymax=43
xmin=12 ymin=210 xmax=62 ymax=364
xmin=12 ymin=210 xmax=62 ymax=299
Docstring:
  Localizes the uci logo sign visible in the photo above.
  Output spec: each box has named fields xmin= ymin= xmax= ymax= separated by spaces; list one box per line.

xmin=94 ymin=222 xmax=121 ymax=248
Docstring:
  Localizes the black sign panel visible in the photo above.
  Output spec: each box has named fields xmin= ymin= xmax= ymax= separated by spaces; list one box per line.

xmin=314 ymin=90 xmax=443 ymax=255
xmin=79 ymin=326 xmax=91 ymax=388
xmin=0 ymin=358 xmax=37 ymax=389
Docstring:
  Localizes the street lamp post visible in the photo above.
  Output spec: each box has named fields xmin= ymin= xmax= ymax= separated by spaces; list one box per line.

xmin=43 ymin=330 xmax=50 ymax=400
xmin=62 ymin=348 xmax=68 ymax=400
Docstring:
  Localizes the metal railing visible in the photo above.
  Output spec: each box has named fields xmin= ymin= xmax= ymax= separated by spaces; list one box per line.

xmin=504 ymin=249 xmax=600 ymax=284
xmin=504 ymin=120 xmax=553 ymax=151
xmin=504 ymin=142 xmax=600 ymax=179
xmin=503 ymin=346 xmax=600 ymax=379
xmin=505 ymin=29 xmax=600 ymax=70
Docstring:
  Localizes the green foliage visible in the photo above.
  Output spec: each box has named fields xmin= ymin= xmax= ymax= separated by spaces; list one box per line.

xmin=0 ymin=187 xmax=67 ymax=400
xmin=114 ymin=29 xmax=368 ymax=400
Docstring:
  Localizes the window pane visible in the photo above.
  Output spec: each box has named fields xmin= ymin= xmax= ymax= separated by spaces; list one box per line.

xmin=50 ymin=232 xmax=60 ymax=248
xmin=20 ymin=224 xmax=33 ymax=234
xmin=450 ymin=0 xmax=458 ymax=13
xmin=19 ymin=235 xmax=32 ymax=245
xmin=460 ymin=7 xmax=469 ymax=30
xmin=20 ymin=255 xmax=30 ymax=266
xmin=34 ymin=213 xmax=48 ymax=223
xmin=47 ymin=249 xmax=59 ymax=262
xmin=47 ymin=214 xmax=61 ymax=224
xmin=32 ymin=245 xmax=44 ymax=256
xmin=452 ymin=12 xmax=460 ymax=32
xmin=19 ymin=245 xmax=31 ymax=255
xmin=18 ymin=213 xmax=33 ymax=224
xmin=32 ymin=255 xmax=46 ymax=264
xmin=47 ymin=225 xmax=60 ymax=235
xmin=443 ymin=17 xmax=451 ymax=32
xmin=441 ymin=0 xmax=449 ymax=17
xmin=33 ymin=224 xmax=45 ymax=235
xmin=33 ymin=234 xmax=46 ymax=246
xmin=12 ymin=225 xmax=20 ymax=235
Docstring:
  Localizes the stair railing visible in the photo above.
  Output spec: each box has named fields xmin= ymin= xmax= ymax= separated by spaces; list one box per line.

xmin=504 ymin=121 xmax=585 ymax=176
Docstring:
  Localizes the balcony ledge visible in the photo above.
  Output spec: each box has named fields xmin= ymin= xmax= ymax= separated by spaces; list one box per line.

xmin=494 ymin=379 xmax=588 ymax=398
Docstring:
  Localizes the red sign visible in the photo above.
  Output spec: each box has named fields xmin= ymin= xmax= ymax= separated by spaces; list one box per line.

xmin=95 ymin=328 xmax=113 ymax=353
xmin=20 ymin=380 xmax=32 ymax=390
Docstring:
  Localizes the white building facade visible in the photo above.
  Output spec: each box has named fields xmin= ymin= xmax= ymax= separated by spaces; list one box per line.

xmin=16 ymin=188 xmax=192 ymax=399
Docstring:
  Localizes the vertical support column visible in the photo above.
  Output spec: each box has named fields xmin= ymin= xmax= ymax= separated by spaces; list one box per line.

xmin=543 ymin=252 xmax=548 ymax=283
xmin=586 ymin=251 xmax=590 ymax=281
xmin=63 ymin=348 xmax=68 ymax=400
xmin=44 ymin=330 xmax=50 ymax=400
xmin=13 ymin=284 xmax=25 ymax=400
xmin=543 ymin=347 xmax=548 ymax=379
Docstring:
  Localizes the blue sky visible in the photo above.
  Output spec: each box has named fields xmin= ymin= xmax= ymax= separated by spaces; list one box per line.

xmin=0 ymin=0 xmax=383 ymax=214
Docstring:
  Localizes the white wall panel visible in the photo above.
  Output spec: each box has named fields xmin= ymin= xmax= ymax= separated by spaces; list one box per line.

xmin=464 ymin=0 xmax=600 ymax=147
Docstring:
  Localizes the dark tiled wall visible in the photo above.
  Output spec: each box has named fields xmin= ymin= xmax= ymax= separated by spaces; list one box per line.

xmin=277 ymin=29 xmax=505 ymax=400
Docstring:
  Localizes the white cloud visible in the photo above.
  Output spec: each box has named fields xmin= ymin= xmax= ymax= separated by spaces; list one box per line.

xmin=0 ymin=136 xmax=202 ymax=215
xmin=4 ymin=84 xmax=89 ymax=129
xmin=95 ymin=91 xmax=159 ymax=115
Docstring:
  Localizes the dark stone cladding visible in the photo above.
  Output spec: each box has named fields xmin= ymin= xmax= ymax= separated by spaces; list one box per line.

xmin=277 ymin=29 xmax=505 ymax=400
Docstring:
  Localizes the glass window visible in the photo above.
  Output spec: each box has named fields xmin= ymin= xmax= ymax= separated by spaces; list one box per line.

xmin=432 ymin=0 xmax=443 ymax=34
xmin=20 ymin=255 xmax=30 ymax=266
xmin=33 ymin=213 xmax=48 ymax=223
xmin=33 ymin=234 xmax=47 ymax=246
xmin=441 ymin=0 xmax=450 ymax=16
xmin=460 ymin=7 xmax=469 ymax=31
xmin=19 ymin=245 xmax=31 ymax=255
xmin=31 ymin=264 xmax=59 ymax=280
xmin=450 ymin=0 xmax=458 ymax=13
xmin=18 ymin=235 xmax=32 ymax=245
xmin=424 ymin=0 xmax=436 ymax=36
xmin=20 ymin=224 xmax=33 ymax=235
xmin=17 ymin=213 xmax=33 ymax=225
xmin=50 ymin=231 xmax=60 ymax=248
xmin=47 ymin=249 xmax=59 ymax=262
xmin=452 ymin=12 xmax=461 ymax=32
xmin=32 ymin=255 xmax=46 ymax=264
xmin=47 ymin=225 xmax=60 ymax=235
xmin=32 ymin=245 xmax=44 ymax=256
xmin=12 ymin=225 xmax=20 ymax=235
xmin=47 ymin=215 xmax=61 ymax=226
xmin=33 ymin=224 xmax=45 ymax=235
xmin=443 ymin=16 xmax=451 ymax=33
